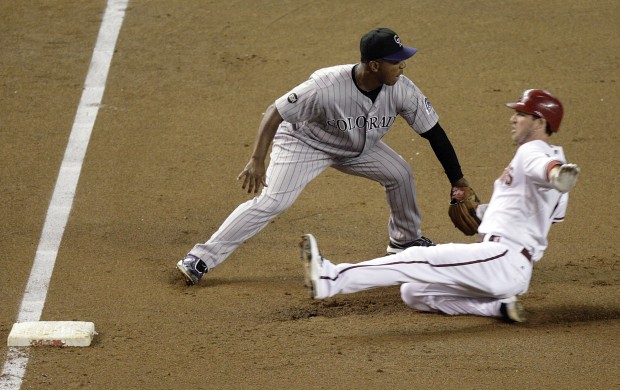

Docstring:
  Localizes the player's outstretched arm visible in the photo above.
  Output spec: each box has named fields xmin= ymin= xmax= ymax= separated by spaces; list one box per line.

xmin=238 ymin=104 xmax=283 ymax=194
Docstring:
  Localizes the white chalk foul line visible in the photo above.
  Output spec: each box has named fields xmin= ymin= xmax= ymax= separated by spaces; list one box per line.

xmin=0 ymin=1 xmax=128 ymax=388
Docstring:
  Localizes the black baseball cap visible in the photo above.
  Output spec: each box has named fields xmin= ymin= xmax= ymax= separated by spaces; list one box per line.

xmin=360 ymin=28 xmax=417 ymax=62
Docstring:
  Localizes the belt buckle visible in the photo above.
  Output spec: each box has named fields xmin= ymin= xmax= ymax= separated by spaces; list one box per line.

xmin=520 ymin=248 xmax=532 ymax=262
xmin=487 ymin=235 xmax=532 ymax=263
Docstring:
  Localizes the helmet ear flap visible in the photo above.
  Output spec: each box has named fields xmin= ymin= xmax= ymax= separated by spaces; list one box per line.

xmin=536 ymin=116 xmax=553 ymax=136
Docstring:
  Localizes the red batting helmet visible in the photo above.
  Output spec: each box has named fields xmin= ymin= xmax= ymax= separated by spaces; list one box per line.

xmin=506 ymin=89 xmax=564 ymax=133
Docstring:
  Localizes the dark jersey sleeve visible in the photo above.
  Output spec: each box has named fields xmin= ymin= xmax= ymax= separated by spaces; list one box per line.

xmin=420 ymin=122 xmax=464 ymax=185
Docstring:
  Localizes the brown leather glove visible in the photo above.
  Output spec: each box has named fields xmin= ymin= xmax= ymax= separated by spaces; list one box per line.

xmin=448 ymin=186 xmax=482 ymax=236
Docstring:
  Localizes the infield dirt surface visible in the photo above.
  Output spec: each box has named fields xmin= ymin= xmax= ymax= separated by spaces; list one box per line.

xmin=1 ymin=1 xmax=619 ymax=389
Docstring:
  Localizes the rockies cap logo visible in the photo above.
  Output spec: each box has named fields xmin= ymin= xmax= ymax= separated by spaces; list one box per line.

xmin=394 ymin=34 xmax=403 ymax=47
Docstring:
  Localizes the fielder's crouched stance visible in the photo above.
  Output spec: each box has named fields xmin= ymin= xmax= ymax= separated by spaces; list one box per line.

xmin=176 ymin=27 xmax=474 ymax=286
xmin=301 ymin=89 xmax=580 ymax=322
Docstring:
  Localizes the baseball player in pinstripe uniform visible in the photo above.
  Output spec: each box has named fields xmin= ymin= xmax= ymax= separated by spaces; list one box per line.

xmin=301 ymin=89 xmax=580 ymax=322
xmin=177 ymin=27 xmax=472 ymax=286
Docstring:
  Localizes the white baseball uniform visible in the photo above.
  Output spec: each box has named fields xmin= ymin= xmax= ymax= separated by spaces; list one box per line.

xmin=190 ymin=64 xmax=439 ymax=270
xmin=314 ymin=140 xmax=570 ymax=318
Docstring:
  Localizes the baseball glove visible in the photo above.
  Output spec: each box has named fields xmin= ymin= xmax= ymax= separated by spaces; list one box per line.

xmin=448 ymin=186 xmax=482 ymax=236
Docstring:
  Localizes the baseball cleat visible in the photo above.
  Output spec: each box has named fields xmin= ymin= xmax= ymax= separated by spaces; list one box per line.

xmin=499 ymin=296 xmax=527 ymax=323
xmin=386 ymin=236 xmax=435 ymax=255
xmin=300 ymin=234 xmax=324 ymax=299
xmin=176 ymin=255 xmax=207 ymax=286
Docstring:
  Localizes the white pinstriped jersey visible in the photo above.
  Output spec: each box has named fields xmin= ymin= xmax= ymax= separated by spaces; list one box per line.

xmin=274 ymin=64 xmax=439 ymax=157
xmin=478 ymin=140 xmax=568 ymax=261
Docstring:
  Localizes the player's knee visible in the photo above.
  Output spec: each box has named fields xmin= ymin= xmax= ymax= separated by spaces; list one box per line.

xmin=393 ymin=162 xmax=413 ymax=179
xmin=484 ymin=281 xmax=524 ymax=299
xmin=256 ymin=193 xmax=295 ymax=214
xmin=383 ymin=166 xmax=414 ymax=189
xmin=400 ymin=284 xmax=434 ymax=312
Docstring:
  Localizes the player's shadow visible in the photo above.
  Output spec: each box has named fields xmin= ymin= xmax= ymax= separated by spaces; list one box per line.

xmin=271 ymin=298 xmax=620 ymax=327
xmin=167 ymin=270 xmax=620 ymax=326
xmin=167 ymin=270 xmax=300 ymax=288
xmin=269 ymin=287 xmax=416 ymax=321
xmin=528 ymin=304 xmax=620 ymax=324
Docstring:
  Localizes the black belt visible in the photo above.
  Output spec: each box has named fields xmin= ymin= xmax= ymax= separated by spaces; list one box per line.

xmin=485 ymin=235 xmax=532 ymax=263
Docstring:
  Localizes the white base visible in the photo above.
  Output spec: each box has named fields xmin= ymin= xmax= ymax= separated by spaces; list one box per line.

xmin=7 ymin=321 xmax=97 ymax=347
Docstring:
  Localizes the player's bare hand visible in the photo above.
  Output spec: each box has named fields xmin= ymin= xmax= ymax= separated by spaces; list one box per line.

xmin=550 ymin=163 xmax=580 ymax=193
xmin=559 ymin=163 xmax=580 ymax=176
xmin=237 ymin=159 xmax=268 ymax=194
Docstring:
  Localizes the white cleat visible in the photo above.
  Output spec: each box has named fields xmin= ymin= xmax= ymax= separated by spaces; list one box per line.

xmin=300 ymin=234 xmax=325 ymax=300
xmin=499 ymin=296 xmax=527 ymax=323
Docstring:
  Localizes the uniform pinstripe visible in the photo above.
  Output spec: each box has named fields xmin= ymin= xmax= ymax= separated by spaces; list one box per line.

xmin=190 ymin=64 xmax=438 ymax=269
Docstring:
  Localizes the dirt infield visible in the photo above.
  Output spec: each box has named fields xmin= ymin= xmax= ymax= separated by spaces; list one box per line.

xmin=1 ymin=1 xmax=619 ymax=389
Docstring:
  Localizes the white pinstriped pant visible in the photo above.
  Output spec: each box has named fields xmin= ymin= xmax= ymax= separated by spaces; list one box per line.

xmin=316 ymin=240 xmax=533 ymax=317
xmin=190 ymin=132 xmax=423 ymax=269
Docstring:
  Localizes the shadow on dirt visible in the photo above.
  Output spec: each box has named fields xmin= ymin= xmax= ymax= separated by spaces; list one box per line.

xmin=271 ymin=299 xmax=620 ymax=326
xmin=528 ymin=304 xmax=620 ymax=325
